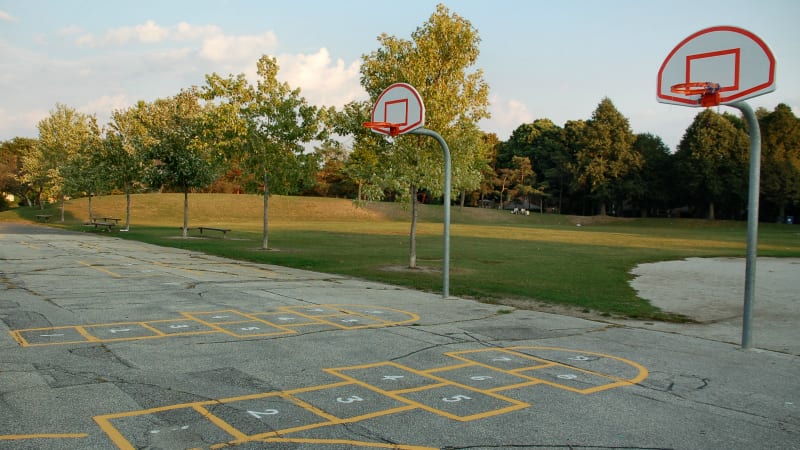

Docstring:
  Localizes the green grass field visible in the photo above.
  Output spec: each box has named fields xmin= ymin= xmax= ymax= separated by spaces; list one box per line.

xmin=4 ymin=193 xmax=799 ymax=320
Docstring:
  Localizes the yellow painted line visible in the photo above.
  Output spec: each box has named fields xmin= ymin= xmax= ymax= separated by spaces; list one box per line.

xmin=8 ymin=330 xmax=29 ymax=347
xmin=327 ymin=304 xmax=421 ymax=326
xmin=74 ymin=326 xmax=102 ymax=342
xmin=138 ymin=323 xmax=169 ymax=336
xmin=326 ymin=362 xmax=529 ymax=422
xmin=507 ymin=345 xmax=650 ymax=390
xmin=93 ymin=415 xmax=135 ymax=450
xmin=78 ymin=260 xmax=122 ymax=278
xmin=0 ymin=433 xmax=88 ymax=440
xmin=192 ymin=405 xmax=248 ymax=441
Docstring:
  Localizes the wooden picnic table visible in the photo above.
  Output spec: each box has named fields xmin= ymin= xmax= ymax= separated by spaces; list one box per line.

xmin=35 ymin=214 xmax=53 ymax=222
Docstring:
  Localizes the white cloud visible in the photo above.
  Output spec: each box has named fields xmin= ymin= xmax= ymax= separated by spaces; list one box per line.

xmin=76 ymin=20 xmax=223 ymax=48
xmin=483 ymin=95 xmax=533 ymax=138
xmin=57 ymin=25 xmax=84 ymax=36
xmin=199 ymin=31 xmax=278 ymax=65
xmin=276 ymin=48 xmax=365 ymax=107
xmin=80 ymin=94 xmax=130 ymax=119
xmin=0 ymin=10 xmax=16 ymax=22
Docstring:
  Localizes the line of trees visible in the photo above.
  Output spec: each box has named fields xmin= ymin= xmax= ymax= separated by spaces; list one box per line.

xmin=490 ymin=101 xmax=800 ymax=222
xmin=1 ymin=4 xmax=799 ymax=260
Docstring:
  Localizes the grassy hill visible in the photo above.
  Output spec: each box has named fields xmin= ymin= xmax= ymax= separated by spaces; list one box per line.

xmin=4 ymin=193 xmax=799 ymax=320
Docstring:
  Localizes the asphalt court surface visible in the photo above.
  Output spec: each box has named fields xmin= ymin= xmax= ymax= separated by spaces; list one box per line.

xmin=0 ymin=222 xmax=797 ymax=449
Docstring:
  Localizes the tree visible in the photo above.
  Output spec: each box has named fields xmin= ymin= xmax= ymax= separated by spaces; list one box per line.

xmin=759 ymin=103 xmax=800 ymax=221
xmin=627 ymin=133 xmax=674 ymax=217
xmin=499 ymin=119 xmax=569 ymax=213
xmin=101 ymin=102 xmax=151 ymax=230
xmin=142 ymin=91 xmax=221 ymax=237
xmin=570 ymin=98 xmax=640 ymax=216
xmin=330 ymin=100 xmax=389 ymax=205
xmin=675 ymin=109 xmax=749 ymax=220
xmin=476 ymin=132 xmax=500 ymax=208
xmin=35 ymin=104 xmax=102 ymax=221
xmin=360 ymin=3 xmax=490 ymax=268
xmin=201 ymin=55 xmax=320 ymax=249
xmin=0 ymin=137 xmax=37 ymax=208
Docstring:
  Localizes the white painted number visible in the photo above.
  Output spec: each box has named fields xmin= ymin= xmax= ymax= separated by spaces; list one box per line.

xmin=569 ymin=355 xmax=591 ymax=361
xmin=442 ymin=395 xmax=472 ymax=403
xmin=557 ymin=374 xmax=578 ymax=380
xmin=169 ymin=324 xmax=190 ymax=329
xmin=109 ymin=328 xmax=131 ymax=333
xmin=382 ymin=375 xmax=405 ymax=381
xmin=336 ymin=395 xmax=364 ymax=404
xmin=492 ymin=357 xmax=511 ymax=362
xmin=341 ymin=319 xmax=360 ymax=323
xmin=248 ymin=409 xmax=279 ymax=419
xmin=240 ymin=326 xmax=260 ymax=331
xmin=470 ymin=376 xmax=493 ymax=381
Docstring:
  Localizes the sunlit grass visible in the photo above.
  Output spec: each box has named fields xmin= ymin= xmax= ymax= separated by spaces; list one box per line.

xmin=4 ymin=193 xmax=799 ymax=320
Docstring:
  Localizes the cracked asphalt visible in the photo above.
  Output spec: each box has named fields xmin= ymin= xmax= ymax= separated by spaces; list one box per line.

xmin=0 ymin=222 xmax=798 ymax=449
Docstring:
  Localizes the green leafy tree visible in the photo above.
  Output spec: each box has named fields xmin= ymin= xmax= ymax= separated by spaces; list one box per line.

xmin=476 ymin=132 xmax=500 ymax=208
xmin=360 ymin=3 xmax=490 ymax=268
xmin=101 ymin=102 xmax=151 ymax=230
xmin=499 ymin=119 xmax=570 ymax=213
xmin=626 ymin=133 xmax=674 ymax=217
xmin=35 ymin=104 xmax=102 ymax=221
xmin=329 ymin=100 xmax=388 ymax=205
xmin=201 ymin=55 xmax=320 ymax=249
xmin=0 ymin=137 xmax=37 ymax=207
xmin=759 ymin=103 xmax=800 ymax=221
xmin=675 ymin=109 xmax=749 ymax=220
xmin=142 ymin=91 xmax=221 ymax=237
xmin=570 ymin=98 xmax=640 ymax=216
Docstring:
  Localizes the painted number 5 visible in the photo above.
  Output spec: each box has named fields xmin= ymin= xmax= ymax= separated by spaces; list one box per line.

xmin=442 ymin=394 xmax=472 ymax=403
xmin=336 ymin=395 xmax=364 ymax=404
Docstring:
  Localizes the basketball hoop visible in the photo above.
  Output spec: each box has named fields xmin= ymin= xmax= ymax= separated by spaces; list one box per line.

xmin=670 ymin=82 xmax=722 ymax=107
xmin=363 ymin=121 xmax=402 ymax=137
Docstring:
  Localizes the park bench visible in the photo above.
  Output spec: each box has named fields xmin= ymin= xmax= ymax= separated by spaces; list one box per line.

xmin=35 ymin=214 xmax=52 ymax=222
xmin=188 ymin=226 xmax=231 ymax=238
xmin=84 ymin=218 xmax=116 ymax=232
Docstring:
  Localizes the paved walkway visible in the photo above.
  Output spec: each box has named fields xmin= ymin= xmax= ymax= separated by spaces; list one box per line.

xmin=1 ymin=222 xmax=797 ymax=449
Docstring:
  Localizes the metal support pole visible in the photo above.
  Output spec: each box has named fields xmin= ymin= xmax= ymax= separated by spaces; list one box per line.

xmin=410 ymin=128 xmax=451 ymax=298
xmin=729 ymin=101 xmax=761 ymax=350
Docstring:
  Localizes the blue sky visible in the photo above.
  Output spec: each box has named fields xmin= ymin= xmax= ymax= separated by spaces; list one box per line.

xmin=1 ymin=0 xmax=798 ymax=151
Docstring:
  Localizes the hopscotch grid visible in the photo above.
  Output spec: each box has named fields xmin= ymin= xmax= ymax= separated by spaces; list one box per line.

xmin=88 ymin=346 xmax=646 ymax=448
xmin=9 ymin=304 xmax=417 ymax=347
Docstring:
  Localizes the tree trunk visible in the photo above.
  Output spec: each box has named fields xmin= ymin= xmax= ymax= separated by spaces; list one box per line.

xmin=708 ymin=201 xmax=715 ymax=220
xmin=408 ymin=184 xmax=418 ymax=269
xmin=60 ymin=195 xmax=65 ymax=222
xmin=182 ymin=190 xmax=188 ymax=237
xmin=599 ymin=203 xmax=607 ymax=216
xmin=88 ymin=194 xmax=93 ymax=221
xmin=357 ymin=182 xmax=363 ymax=207
xmin=124 ymin=189 xmax=131 ymax=231
xmin=268 ymin=170 xmax=269 ymax=250
xmin=459 ymin=190 xmax=466 ymax=209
